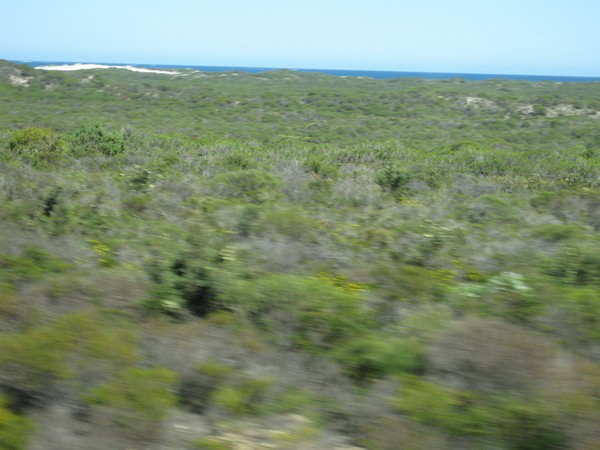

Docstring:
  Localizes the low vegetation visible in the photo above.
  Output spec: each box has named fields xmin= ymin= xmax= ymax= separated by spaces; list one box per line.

xmin=1 ymin=59 xmax=599 ymax=449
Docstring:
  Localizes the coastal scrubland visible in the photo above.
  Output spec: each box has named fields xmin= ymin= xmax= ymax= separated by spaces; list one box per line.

xmin=1 ymin=60 xmax=599 ymax=449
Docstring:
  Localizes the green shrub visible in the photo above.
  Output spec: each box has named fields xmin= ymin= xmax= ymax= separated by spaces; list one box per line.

xmin=142 ymin=257 xmax=185 ymax=315
xmin=0 ymin=313 xmax=137 ymax=409
xmin=221 ymin=274 xmax=373 ymax=352
xmin=50 ymin=313 xmax=138 ymax=366
xmin=236 ymin=204 xmax=262 ymax=237
xmin=197 ymin=360 xmax=234 ymax=379
xmin=371 ymin=263 xmax=450 ymax=303
xmin=542 ymin=242 xmax=600 ymax=286
xmin=125 ymin=165 xmax=160 ymax=192
xmin=212 ymin=376 xmax=273 ymax=416
xmin=557 ymin=287 xmax=600 ymax=342
xmin=336 ymin=334 xmax=424 ymax=382
xmin=212 ymin=169 xmax=281 ymax=203
xmin=193 ymin=437 xmax=233 ymax=450
xmin=0 ymin=282 xmax=20 ymax=321
xmin=492 ymin=398 xmax=567 ymax=450
xmin=212 ymin=387 xmax=247 ymax=415
xmin=269 ymin=387 xmax=314 ymax=413
xmin=256 ymin=206 xmax=316 ymax=241
xmin=531 ymin=223 xmax=588 ymax=242
xmin=303 ymin=155 xmax=339 ymax=179
xmin=89 ymin=239 xmax=119 ymax=268
xmin=375 ymin=164 xmax=413 ymax=197
xmin=0 ymin=395 xmax=33 ymax=450
xmin=84 ymin=367 xmax=177 ymax=439
xmin=462 ymin=194 xmax=518 ymax=224
xmin=0 ymin=247 xmax=72 ymax=285
xmin=392 ymin=375 xmax=489 ymax=436
xmin=220 ymin=152 xmax=257 ymax=170
xmin=357 ymin=415 xmax=448 ymax=450
xmin=171 ymin=261 xmax=219 ymax=316
xmin=142 ymin=229 xmax=237 ymax=317
xmin=122 ymin=193 xmax=151 ymax=214
xmin=393 ymin=376 xmax=568 ymax=447
xmin=72 ymin=123 xmax=125 ymax=156
xmin=0 ymin=326 xmax=72 ymax=407
xmin=178 ymin=360 xmax=232 ymax=413
xmin=449 ymin=272 xmax=542 ymax=323
xmin=7 ymin=128 xmax=67 ymax=158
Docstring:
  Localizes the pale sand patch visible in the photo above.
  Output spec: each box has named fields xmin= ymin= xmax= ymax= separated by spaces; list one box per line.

xmin=545 ymin=104 xmax=595 ymax=118
xmin=9 ymin=74 xmax=30 ymax=86
xmin=35 ymin=63 xmax=179 ymax=75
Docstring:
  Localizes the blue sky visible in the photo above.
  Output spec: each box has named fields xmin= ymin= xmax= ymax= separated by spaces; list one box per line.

xmin=2 ymin=0 xmax=599 ymax=76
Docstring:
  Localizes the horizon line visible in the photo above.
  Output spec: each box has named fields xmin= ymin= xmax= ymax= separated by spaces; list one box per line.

xmin=9 ymin=59 xmax=600 ymax=80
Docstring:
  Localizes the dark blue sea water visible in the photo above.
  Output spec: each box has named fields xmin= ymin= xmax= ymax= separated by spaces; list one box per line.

xmin=17 ymin=60 xmax=600 ymax=82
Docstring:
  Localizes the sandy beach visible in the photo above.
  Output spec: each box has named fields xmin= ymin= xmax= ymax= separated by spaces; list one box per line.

xmin=35 ymin=63 xmax=179 ymax=75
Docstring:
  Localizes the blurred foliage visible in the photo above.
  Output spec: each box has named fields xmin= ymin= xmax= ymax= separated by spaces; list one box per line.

xmin=179 ymin=360 xmax=233 ymax=414
xmin=7 ymin=128 xmax=67 ymax=164
xmin=221 ymin=274 xmax=372 ymax=353
xmin=72 ymin=123 xmax=126 ymax=156
xmin=1 ymin=59 xmax=600 ymax=448
xmin=375 ymin=164 xmax=413 ymax=198
xmin=212 ymin=169 xmax=282 ymax=204
xmin=0 ymin=394 xmax=33 ymax=450
xmin=335 ymin=334 xmax=425 ymax=382
xmin=393 ymin=375 xmax=568 ymax=448
xmin=212 ymin=376 xmax=274 ymax=416
xmin=83 ymin=367 xmax=177 ymax=439
xmin=0 ymin=313 xmax=137 ymax=410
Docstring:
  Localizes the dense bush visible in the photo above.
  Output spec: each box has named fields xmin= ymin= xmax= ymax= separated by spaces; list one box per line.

xmin=178 ymin=360 xmax=232 ymax=413
xmin=72 ymin=123 xmax=126 ymax=156
xmin=212 ymin=376 xmax=274 ymax=416
xmin=0 ymin=394 xmax=33 ymax=450
xmin=0 ymin=313 xmax=137 ymax=410
xmin=449 ymin=272 xmax=543 ymax=323
xmin=7 ymin=128 xmax=66 ymax=157
xmin=335 ymin=334 xmax=425 ymax=382
xmin=393 ymin=375 xmax=490 ymax=437
xmin=221 ymin=274 xmax=373 ymax=352
xmin=212 ymin=169 xmax=282 ymax=203
xmin=375 ymin=164 xmax=413 ymax=197
xmin=393 ymin=376 xmax=568 ymax=448
xmin=83 ymin=367 xmax=177 ymax=440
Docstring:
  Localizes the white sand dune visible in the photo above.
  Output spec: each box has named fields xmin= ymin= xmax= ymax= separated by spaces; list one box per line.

xmin=35 ymin=63 xmax=179 ymax=75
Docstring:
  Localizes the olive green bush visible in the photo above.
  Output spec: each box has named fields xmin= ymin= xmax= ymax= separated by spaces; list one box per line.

xmin=0 ymin=313 xmax=137 ymax=410
xmin=221 ymin=274 xmax=372 ymax=353
xmin=393 ymin=375 xmax=490 ymax=437
xmin=0 ymin=247 xmax=72 ymax=285
xmin=83 ymin=367 xmax=177 ymax=439
xmin=212 ymin=169 xmax=282 ymax=203
xmin=335 ymin=334 xmax=425 ymax=382
xmin=375 ymin=164 xmax=413 ymax=197
xmin=72 ymin=123 xmax=126 ymax=156
xmin=449 ymin=272 xmax=543 ymax=323
xmin=393 ymin=376 xmax=568 ymax=448
xmin=7 ymin=127 xmax=66 ymax=159
xmin=178 ymin=360 xmax=233 ymax=413
xmin=212 ymin=376 xmax=274 ymax=416
xmin=0 ymin=394 xmax=33 ymax=450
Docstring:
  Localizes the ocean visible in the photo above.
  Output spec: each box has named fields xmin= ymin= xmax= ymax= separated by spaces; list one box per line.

xmin=17 ymin=60 xmax=600 ymax=83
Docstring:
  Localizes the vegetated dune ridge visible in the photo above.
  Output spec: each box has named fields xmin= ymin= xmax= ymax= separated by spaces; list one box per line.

xmin=0 ymin=59 xmax=599 ymax=449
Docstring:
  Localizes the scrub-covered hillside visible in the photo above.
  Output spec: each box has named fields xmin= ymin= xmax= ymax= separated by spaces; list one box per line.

xmin=1 ymin=60 xmax=599 ymax=449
